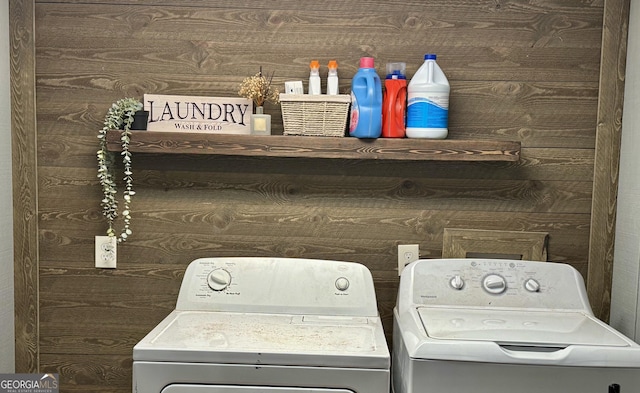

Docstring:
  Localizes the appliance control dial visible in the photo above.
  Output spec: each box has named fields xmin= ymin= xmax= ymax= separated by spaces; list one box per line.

xmin=207 ymin=268 xmax=232 ymax=291
xmin=335 ymin=277 xmax=350 ymax=291
xmin=483 ymin=274 xmax=507 ymax=294
xmin=450 ymin=275 xmax=465 ymax=290
xmin=524 ymin=278 xmax=541 ymax=292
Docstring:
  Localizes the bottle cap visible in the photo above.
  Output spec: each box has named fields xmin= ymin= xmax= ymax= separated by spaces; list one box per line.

xmin=424 ymin=54 xmax=437 ymax=60
xmin=328 ymin=60 xmax=338 ymax=69
xmin=359 ymin=57 xmax=375 ymax=68
xmin=310 ymin=60 xmax=320 ymax=69
xmin=385 ymin=62 xmax=406 ymax=79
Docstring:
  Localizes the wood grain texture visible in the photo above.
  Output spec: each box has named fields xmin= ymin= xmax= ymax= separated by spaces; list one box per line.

xmin=40 ymin=353 xmax=131 ymax=391
xmin=32 ymin=79 xmax=600 ymax=148
xmin=37 ymin=164 xmax=594 ymax=215
xmin=587 ymin=0 xmax=630 ymax=321
xmin=105 ymin=131 xmax=521 ymax=161
xmin=10 ymin=0 xmax=39 ymax=374
xmin=33 ymin=2 xmax=604 ymax=52
xmin=8 ymin=1 xmax=622 ymax=391
xmin=442 ymin=228 xmax=549 ymax=261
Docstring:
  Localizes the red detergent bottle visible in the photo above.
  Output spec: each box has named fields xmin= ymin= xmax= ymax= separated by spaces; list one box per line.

xmin=382 ymin=62 xmax=407 ymax=138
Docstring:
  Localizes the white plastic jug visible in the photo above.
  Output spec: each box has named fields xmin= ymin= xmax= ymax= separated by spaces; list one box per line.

xmin=406 ymin=54 xmax=450 ymax=139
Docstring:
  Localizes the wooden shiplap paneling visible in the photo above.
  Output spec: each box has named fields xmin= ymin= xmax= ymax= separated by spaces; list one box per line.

xmin=10 ymin=0 xmax=39 ymax=374
xmin=8 ymin=0 xmax=629 ymax=391
xmin=588 ymin=0 xmax=630 ymax=319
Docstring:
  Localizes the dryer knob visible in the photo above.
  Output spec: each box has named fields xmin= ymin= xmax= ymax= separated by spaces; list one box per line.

xmin=483 ymin=274 xmax=507 ymax=294
xmin=450 ymin=275 xmax=465 ymax=290
xmin=335 ymin=277 xmax=350 ymax=291
xmin=524 ymin=278 xmax=541 ymax=292
xmin=207 ymin=268 xmax=232 ymax=291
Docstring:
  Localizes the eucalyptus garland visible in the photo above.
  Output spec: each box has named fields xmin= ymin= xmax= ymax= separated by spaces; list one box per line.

xmin=96 ymin=97 xmax=142 ymax=243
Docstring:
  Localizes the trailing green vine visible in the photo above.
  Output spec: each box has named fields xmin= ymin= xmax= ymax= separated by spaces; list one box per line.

xmin=96 ymin=97 xmax=142 ymax=243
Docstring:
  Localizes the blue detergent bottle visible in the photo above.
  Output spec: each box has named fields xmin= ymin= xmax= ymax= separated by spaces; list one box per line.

xmin=349 ymin=57 xmax=382 ymax=139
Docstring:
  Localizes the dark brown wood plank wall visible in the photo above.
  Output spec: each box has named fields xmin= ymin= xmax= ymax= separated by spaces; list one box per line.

xmin=587 ymin=0 xmax=630 ymax=322
xmin=30 ymin=0 xmax=610 ymax=391
xmin=10 ymin=0 xmax=39 ymax=374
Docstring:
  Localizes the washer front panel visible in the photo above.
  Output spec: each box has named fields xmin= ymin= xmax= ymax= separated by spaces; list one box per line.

xmin=133 ymin=361 xmax=390 ymax=393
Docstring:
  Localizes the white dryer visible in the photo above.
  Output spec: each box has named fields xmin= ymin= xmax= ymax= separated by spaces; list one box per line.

xmin=133 ymin=257 xmax=390 ymax=393
xmin=392 ymin=258 xmax=640 ymax=393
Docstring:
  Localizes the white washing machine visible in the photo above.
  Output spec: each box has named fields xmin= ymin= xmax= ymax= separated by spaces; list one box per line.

xmin=133 ymin=257 xmax=390 ymax=393
xmin=392 ymin=258 xmax=640 ymax=393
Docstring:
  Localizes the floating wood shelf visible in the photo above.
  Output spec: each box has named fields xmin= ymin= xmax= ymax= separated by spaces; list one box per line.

xmin=105 ymin=130 xmax=520 ymax=162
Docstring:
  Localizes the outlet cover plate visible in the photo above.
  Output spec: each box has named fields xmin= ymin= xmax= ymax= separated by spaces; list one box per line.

xmin=95 ymin=235 xmax=117 ymax=268
xmin=398 ymin=244 xmax=419 ymax=276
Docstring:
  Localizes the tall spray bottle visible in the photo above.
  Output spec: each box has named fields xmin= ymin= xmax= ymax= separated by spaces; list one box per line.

xmin=349 ymin=57 xmax=382 ymax=139
xmin=406 ymin=54 xmax=450 ymax=139
xmin=382 ymin=62 xmax=407 ymax=138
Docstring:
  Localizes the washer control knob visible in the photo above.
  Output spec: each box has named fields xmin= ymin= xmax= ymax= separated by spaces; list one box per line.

xmin=335 ymin=277 xmax=350 ymax=291
xmin=524 ymin=278 xmax=541 ymax=292
xmin=450 ymin=275 xmax=465 ymax=290
xmin=207 ymin=268 xmax=232 ymax=291
xmin=483 ymin=274 xmax=507 ymax=294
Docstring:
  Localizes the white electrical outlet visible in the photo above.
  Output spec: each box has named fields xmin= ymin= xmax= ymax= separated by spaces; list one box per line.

xmin=95 ymin=236 xmax=117 ymax=268
xmin=398 ymin=244 xmax=419 ymax=276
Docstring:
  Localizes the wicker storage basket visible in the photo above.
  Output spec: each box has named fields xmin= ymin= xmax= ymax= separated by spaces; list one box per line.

xmin=280 ymin=94 xmax=351 ymax=137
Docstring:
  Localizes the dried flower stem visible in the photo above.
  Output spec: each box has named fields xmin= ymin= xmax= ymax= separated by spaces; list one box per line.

xmin=238 ymin=67 xmax=280 ymax=109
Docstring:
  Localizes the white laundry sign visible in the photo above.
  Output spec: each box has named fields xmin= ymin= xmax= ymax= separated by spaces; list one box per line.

xmin=144 ymin=94 xmax=252 ymax=134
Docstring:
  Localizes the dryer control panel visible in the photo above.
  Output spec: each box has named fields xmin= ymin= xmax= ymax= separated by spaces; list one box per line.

xmin=175 ymin=257 xmax=380 ymax=317
xmin=398 ymin=258 xmax=592 ymax=312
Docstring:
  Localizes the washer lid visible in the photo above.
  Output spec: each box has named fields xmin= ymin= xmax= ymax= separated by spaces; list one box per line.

xmin=134 ymin=310 xmax=389 ymax=369
xmin=417 ymin=308 xmax=631 ymax=347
